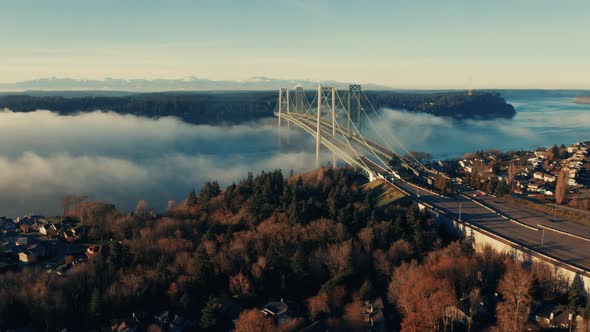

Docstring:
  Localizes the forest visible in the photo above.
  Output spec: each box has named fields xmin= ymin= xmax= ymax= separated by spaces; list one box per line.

xmin=0 ymin=90 xmax=515 ymax=124
xmin=0 ymin=168 xmax=587 ymax=331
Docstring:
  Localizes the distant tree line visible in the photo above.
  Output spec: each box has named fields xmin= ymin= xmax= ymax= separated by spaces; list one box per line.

xmin=0 ymin=90 xmax=515 ymax=124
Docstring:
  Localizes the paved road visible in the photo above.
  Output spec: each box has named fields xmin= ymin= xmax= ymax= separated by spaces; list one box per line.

xmin=394 ymin=181 xmax=590 ymax=272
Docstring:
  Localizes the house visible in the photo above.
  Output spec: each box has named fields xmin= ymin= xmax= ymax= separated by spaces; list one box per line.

xmin=260 ymin=300 xmax=300 ymax=327
xmin=533 ymin=171 xmax=556 ymax=182
xmin=527 ymin=183 xmax=542 ymax=192
xmin=516 ymin=179 xmax=529 ymax=189
xmin=111 ymin=317 xmax=141 ymax=332
xmin=27 ymin=243 xmax=46 ymax=258
xmin=39 ymin=224 xmax=58 ymax=236
xmin=154 ymin=311 xmax=193 ymax=331
xmin=86 ymin=244 xmax=108 ymax=259
xmin=2 ymin=230 xmax=19 ymax=243
xmin=16 ymin=236 xmax=38 ymax=246
xmin=18 ymin=251 xmax=37 ymax=263
xmin=534 ymin=304 xmax=583 ymax=330
xmin=0 ymin=221 xmax=17 ymax=231
xmin=62 ymin=227 xmax=78 ymax=242
xmin=19 ymin=223 xmax=31 ymax=233
xmin=0 ymin=242 xmax=18 ymax=254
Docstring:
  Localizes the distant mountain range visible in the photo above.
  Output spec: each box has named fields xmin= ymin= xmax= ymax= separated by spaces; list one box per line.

xmin=0 ymin=77 xmax=390 ymax=92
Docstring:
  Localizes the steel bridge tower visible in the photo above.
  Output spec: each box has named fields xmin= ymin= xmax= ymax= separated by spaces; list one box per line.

xmin=347 ymin=84 xmax=362 ymax=137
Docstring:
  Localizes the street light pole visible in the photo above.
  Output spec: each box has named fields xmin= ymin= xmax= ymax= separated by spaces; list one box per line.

xmin=541 ymin=228 xmax=545 ymax=248
xmin=459 ymin=202 xmax=462 ymax=221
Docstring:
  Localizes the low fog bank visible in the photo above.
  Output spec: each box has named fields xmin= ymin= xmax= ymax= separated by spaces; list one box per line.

xmin=369 ymin=106 xmax=589 ymax=160
xmin=2 ymin=97 xmax=587 ymax=216
xmin=0 ymin=110 xmax=326 ymax=217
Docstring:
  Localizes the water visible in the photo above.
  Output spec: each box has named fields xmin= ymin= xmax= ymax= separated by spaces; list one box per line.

xmin=370 ymin=91 xmax=590 ymax=160
xmin=0 ymin=91 xmax=588 ymax=216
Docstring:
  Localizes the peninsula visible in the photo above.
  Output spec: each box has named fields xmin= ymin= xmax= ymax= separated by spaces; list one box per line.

xmin=0 ymin=90 xmax=515 ymax=125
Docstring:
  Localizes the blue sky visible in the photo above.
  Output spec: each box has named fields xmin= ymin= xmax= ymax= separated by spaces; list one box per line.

xmin=1 ymin=0 xmax=589 ymax=88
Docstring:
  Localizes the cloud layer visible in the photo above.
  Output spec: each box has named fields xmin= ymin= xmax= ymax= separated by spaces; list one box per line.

xmin=1 ymin=93 xmax=587 ymax=216
xmin=0 ymin=110 xmax=328 ymax=217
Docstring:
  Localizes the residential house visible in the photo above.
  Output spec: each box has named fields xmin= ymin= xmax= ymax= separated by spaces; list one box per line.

xmin=111 ymin=317 xmax=141 ymax=332
xmin=154 ymin=311 xmax=193 ymax=331
xmin=61 ymin=227 xmax=78 ymax=242
xmin=534 ymin=304 xmax=583 ymax=330
xmin=39 ymin=224 xmax=58 ymax=237
xmin=86 ymin=244 xmax=107 ymax=259
xmin=18 ymin=251 xmax=37 ymax=263
xmin=16 ymin=236 xmax=38 ymax=246
xmin=260 ymin=300 xmax=299 ymax=327
xmin=527 ymin=183 xmax=542 ymax=192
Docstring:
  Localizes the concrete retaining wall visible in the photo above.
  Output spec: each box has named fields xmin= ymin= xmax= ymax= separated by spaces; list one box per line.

xmin=434 ymin=212 xmax=590 ymax=296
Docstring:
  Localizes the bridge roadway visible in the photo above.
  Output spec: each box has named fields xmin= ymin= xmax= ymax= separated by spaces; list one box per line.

xmin=280 ymin=113 xmax=590 ymax=273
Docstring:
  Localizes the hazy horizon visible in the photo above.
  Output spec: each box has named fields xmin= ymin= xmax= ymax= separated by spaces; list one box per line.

xmin=2 ymin=0 xmax=590 ymax=89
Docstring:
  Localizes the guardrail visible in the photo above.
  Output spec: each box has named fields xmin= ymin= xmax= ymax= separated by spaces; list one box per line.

xmin=380 ymin=179 xmax=590 ymax=279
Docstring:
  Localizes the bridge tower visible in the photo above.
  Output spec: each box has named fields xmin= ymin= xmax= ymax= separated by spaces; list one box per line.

xmin=277 ymin=87 xmax=289 ymax=145
xmin=331 ymin=85 xmax=337 ymax=168
xmin=295 ymin=85 xmax=304 ymax=113
xmin=347 ymin=84 xmax=362 ymax=137
xmin=316 ymin=84 xmax=322 ymax=167
xmin=277 ymin=87 xmax=285 ymax=128
xmin=315 ymin=84 xmax=336 ymax=168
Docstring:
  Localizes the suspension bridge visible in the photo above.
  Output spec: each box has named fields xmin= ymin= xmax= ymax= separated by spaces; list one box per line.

xmin=273 ymin=84 xmax=590 ymax=283
xmin=275 ymin=84 xmax=431 ymax=183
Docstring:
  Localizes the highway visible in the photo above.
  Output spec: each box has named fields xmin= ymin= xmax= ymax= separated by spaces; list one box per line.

xmin=392 ymin=180 xmax=590 ymax=272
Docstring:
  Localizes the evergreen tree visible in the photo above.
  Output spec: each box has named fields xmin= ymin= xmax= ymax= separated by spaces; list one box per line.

xmin=194 ymin=246 xmax=213 ymax=290
xmin=569 ymin=275 xmax=584 ymax=309
xmin=287 ymin=190 xmax=299 ymax=225
xmin=109 ymin=241 xmax=131 ymax=268
xmin=88 ymin=288 xmax=102 ymax=321
xmin=583 ymin=299 xmax=590 ymax=327
xmin=187 ymin=188 xmax=198 ymax=207
xmin=200 ymin=298 xmax=219 ymax=331
xmin=360 ymin=280 xmax=376 ymax=301
xmin=495 ymin=180 xmax=509 ymax=196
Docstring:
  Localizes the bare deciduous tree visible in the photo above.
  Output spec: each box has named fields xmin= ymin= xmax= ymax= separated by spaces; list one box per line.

xmin=234 ymin=309 xmax=275 ymax=332
xmin=496 ymin=263 xmax=533 ymax=332
xmin=229 ymin=272 xmax=252 ymax=298
xmin=307 ymin=292 xmax=330 ymax=320
xmin=321 ymin=241 xmax=352 ymax=276
xmin=555 ymin=168 xmax=569 ymax=205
